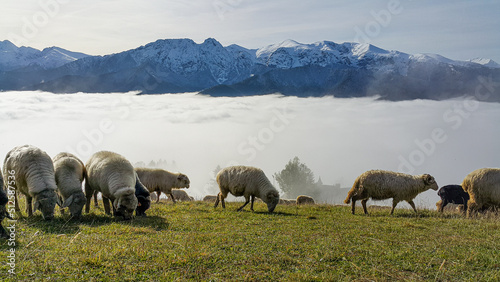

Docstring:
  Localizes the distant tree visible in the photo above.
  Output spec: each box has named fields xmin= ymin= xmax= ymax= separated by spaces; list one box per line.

xmin=204 ymin=165 xmax=222 ymax=195
xmin=274 ymin=157 xmax=319 ymax=199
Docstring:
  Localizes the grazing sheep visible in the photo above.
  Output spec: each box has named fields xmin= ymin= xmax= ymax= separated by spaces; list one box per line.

xmin=462 ymin=168 xmax=500 ymax=218
xmin=0 ymin=172 xmax=12 ymax=239
xmin=214 ymin=166 xmax=280 ymax=212
xmin=3 ymin=145 xmax=59 ymax=220
xmin=92 ymin=172 xmax=151 ymax=217
xmin=53 ymin=152 xmax=86 ymax=219
xmin=135 ymin=168 xmax=190 ymax=203
xmin=203 ymin=195 xmax=218 ymax=202
xmin=296 ymin=195 xmax=315 ymax=205
xmin=436 ymin=184 xmax=469 ymax=213
xmin=344 ymin=170 xmax=438 ymax=215
xmin=84 ymin=151 xmax=138 ymax=220
xmin=168 ymin=189 xmax=193 ymax=202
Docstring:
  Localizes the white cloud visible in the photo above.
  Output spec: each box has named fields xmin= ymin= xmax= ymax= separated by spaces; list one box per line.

xmin=1 ymin=91 xmax=499 ymax=208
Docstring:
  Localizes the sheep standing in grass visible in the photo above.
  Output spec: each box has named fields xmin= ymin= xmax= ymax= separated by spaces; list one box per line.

xmin=84 ymin=151 xmax=138 ymax=220
xmin=296 ymin=195 xmax=315 ymax=205
xmin=436 ymin=184 xmax=469 ymax=213
xmin=53 ymin=153 xmax=86 ymax=219
xmin=214 ymin=166 xmax=280 ymax=212
xmin=168 ymin=189 xmax=193 ymax=202
xmin=135 ymin=168 xmax=190 ymax=203
xmin=344 ymin=170 xmax=438 ymax=215
xmin=92 ymin=172 xmax=151 ymax=217
xmin=3 ymin=145 xmax=59 ymax=220
xmin=462 ymin=168 xmax=500 ymax=218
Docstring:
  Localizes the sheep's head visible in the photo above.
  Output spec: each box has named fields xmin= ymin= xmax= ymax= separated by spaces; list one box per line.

xmin=176 ymin=174 xmax=190 ymax=189
xmin=61 ymin=192 xmax=86 ymax=219
xmin=33 ymin=189 xmax=58 ymax=220
xmin=264 ymin=191 xmax=280 ymax=213
xmin=135 ymin=195 xmax=151 ymax=217
xmin=113 ymin=188 xmax=138 ymax=220
xmin=423 ymin=174 xmax=439 ymax=191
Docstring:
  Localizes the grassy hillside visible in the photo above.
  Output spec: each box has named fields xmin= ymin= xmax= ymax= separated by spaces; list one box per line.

xmin=0 ymin=200 xmax=499 ymax=281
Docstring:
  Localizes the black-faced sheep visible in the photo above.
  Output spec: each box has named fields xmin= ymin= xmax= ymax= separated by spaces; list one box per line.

xmin=214 ymin=166 xmax=280 ymax=212
xmin=53 ymin=152 xmax=86 ymax=219
xmin=462 ymin=168 xmax=500 ymax=218
xmin=3 ymin=145 xmax=59 ymax=220
xmin=84 ymin=151 xmax=138 ymax=220
xmin=296 ymin=195 xmax=315 ymax=205
xmin=135 ymin=168 xmax=190 ymax=203
xmin=344 ymin=170 xmax=438 ymax=215
xmin=0 ymin=172 xmax=12 ymax=239
xmin=133 ymin=173 xmax=151 ymax=216
xmin=436 ymin=184 xmax=469 ymax=213
xmin=92 ymin=172 xmax=151 ymax=217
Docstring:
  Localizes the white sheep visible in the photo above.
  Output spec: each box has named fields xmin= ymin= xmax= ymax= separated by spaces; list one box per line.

xmin=296 ymin=195 xmax=315 ymax=205
xmin=135 ymin=168 xmax=190 ymax=203
xmin=84 ymin=151 xmax=138 ymax=220
xmin=214 ymin=166 xmax=280 ymax=212
xmin=53 ymin=152 xmax=86 ymax=218
xmin=461 ymin=168 xmax=500 ymax=218
xmin=344 ymin=170 xmax=438 ymax=215
xmin=168 ymin=189 xmax=193 ymax=202
xmin=3 ymin=145 xmax=59 ymax=220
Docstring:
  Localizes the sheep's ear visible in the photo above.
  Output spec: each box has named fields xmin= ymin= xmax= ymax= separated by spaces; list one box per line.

xmin=62 ymin=195 xmax=74 ymax=208
xmin=113 ymin=198 xmax=120 ymax=210
xmin=424 ymin=174 xmax=435 ymax=185
xmin=56 ymin=195 xmax=63 ymax=207
xmin=34 ymin=200 xmax=40 ymax=212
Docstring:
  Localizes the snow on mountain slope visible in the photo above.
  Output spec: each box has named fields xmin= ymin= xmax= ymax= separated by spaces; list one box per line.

xmin=468 ymin=58 xmax=500 ymax=68
xmin=0 ymin=40 xmax=89 ymax=71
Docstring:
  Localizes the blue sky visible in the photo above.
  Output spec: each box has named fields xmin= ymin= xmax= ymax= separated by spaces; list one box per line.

xmin=1 ymin=0 xmax=499 ymax=62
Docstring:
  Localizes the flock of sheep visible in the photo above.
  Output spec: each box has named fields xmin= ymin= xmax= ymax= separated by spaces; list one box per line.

xmin=1 ymin=144 xmax=499 ymax=239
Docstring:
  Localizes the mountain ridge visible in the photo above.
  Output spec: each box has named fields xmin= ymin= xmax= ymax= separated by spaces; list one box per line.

xmin=1 ymin=38 xmax=499 ymax=101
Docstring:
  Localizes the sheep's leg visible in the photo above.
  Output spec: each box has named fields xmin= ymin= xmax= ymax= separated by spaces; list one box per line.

xmin=84 ymin=182 xmax=93 ymax=214
xmin=26 ymin=196 xmax=33 ymax=216
xmin=250 ymin=196 xmax=255 ymax=211
xmin=214 ymin=193 xmax=220 ymax=208
xmin=407 ymin=200 xmax=417 ymax=213
xmin=156 ymin=191 xmax=161 ymax=203
xmin=93 ymin=191 xmax=99 ymax=207
xmin=170 ymin=193 xmax=176 ymax=204
xmin=390 ymin=200 xmax=399 ymax=215
xmin=361 ymin=199 xmax=368 ymax=214
xmin=438 ymin=199 xmax=447 ymax=212
xmin=14 ymin=191 xmax=21 ymax=214
xmin=102 ymin=196 xmax=112 ymax=216
xmin=350 ymin=199 xmax=356 ymax=215
xmin=237 ymin=199 xmax=250 ymax=212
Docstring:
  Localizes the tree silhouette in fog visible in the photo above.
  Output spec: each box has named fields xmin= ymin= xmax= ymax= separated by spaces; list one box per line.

xmin=274 ymin=157 xmax=319 ymax=199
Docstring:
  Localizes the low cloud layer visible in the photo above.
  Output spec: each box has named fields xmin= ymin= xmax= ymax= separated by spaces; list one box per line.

xmin=1 ymin=91 xmax=498 ymax=208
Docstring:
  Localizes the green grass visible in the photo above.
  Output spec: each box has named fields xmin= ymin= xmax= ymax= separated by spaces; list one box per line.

xmin=1 ymin=200 xmax=499 ymax=281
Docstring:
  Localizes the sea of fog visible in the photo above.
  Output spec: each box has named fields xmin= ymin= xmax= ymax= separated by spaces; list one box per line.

xmin=1 ymin=91 xmax=499 ymax=209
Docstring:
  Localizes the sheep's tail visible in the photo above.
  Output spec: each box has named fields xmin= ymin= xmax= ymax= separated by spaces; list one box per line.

xmin=344 ymin=178 xmax=360 ymax=204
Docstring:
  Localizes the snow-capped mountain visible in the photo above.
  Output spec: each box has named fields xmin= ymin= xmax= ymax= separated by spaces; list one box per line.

xmin=0 ymin=40 xmax=89 ymax=71
xmin=1 ymin=38 xmax=499 ymax=101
